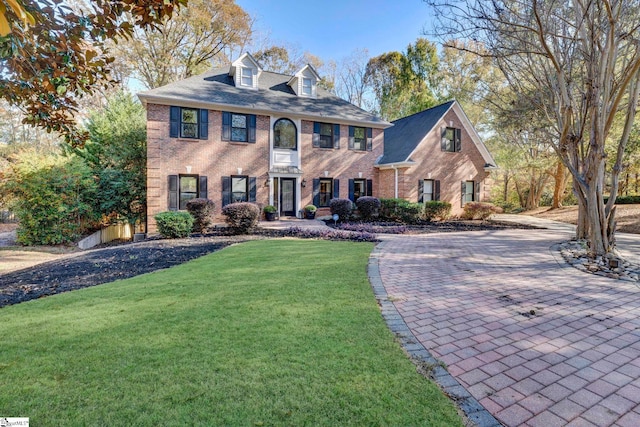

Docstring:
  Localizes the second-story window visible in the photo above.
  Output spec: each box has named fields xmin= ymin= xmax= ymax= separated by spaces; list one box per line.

xmin=232 ymin=114 xmax=248 ymax=142
xmin=442 ymin=127 xmax=461 ymax=152
xmin=302 ymin=77 xmax=312 ymax=95
xmin=273 ymin=118 xmax=297 ymax=149
xmin=352 ymin=126 xmax=366 ymax=151
xmin=180 ymin=108 xmax=198 ymax=138
xmin=241 ymin=67 xmax=253 ymax=86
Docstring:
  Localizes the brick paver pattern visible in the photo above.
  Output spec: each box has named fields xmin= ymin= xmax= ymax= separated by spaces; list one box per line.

xmin=377 ymin=230 xmax=640 ymax=427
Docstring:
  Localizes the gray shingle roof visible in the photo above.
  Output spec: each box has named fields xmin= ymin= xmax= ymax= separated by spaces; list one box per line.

xmin=378 ymin=101 xmax=455 ymax=165
xmin=138 ymin=68 xmax=390 ymax=127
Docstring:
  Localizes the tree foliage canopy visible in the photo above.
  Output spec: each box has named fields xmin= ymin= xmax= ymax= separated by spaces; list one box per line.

xmin=0 ymin=0 xmax=187 ymax=146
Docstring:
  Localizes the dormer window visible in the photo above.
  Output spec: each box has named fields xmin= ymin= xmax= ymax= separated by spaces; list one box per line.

xmin=302 ymin=77 xmax=312 ymax=96
xmin=240 ymin=67 xmax=253 ymax=87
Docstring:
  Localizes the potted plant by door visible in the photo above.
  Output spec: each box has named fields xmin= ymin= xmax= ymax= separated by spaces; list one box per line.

xmin=263 ymin=205 xmax=277 ymax=221
xmin=303 ymin=204 xmax=317 ymax=219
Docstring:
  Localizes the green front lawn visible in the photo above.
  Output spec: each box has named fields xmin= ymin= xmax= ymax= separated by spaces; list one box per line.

xmin=0 ymin=239 xmax=462 ymax=426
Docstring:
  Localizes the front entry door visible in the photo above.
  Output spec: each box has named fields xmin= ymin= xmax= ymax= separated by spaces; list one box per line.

xmin=280 ymin=178 xmax=296 ymax=216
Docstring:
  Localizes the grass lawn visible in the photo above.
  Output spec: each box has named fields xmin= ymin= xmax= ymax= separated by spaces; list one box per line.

xmin=0 ymin=239 xmax=462 ymax=426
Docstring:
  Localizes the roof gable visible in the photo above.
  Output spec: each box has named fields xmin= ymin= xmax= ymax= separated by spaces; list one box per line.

xmin=288 ymin=64 xmax=321 ymax=98
xmin=378 ymin=100 xmax=496 ymax=168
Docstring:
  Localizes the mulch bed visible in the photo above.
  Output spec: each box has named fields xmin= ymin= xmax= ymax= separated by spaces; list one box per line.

xmin=0 ymin=220 xmax=540 ymax=309
xmin=0 ymin=235 xmax=256 ymax=309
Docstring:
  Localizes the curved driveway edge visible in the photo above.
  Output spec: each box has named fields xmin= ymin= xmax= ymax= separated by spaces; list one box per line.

xmin=369 ymin=238 xmax=502 ymax=427
xmin=371 ymin=230 xmax=640 ymax=427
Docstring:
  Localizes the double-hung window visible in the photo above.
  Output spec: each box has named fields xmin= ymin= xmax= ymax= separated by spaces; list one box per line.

xmin=442 ymin=127 xmax=461 ymax=152
xmin=180 ymin=108 xmax=198 ymax=138
xmin=169 ymin=106 xmax=208 ymax=140
xmin=318 ymin=123 xmax=333 ymax=148
xmin=240 ymin=67 xmax=253 ymax=86
xmin=463 ymin=180 xmax=475 ymax=204
xmin=319 ymin=178 xmax=333 ymax=207
xmin=231 ymin=176 xmax=248 ymax=203
xmin=231 ymin=113 xmax=249 ymax=142
xmin=302 ymin=77 xmax=312 ymax=96
xmin=352 ymin=126 xmax=366 ymax=151
xmin=422 ymin=179 xmax=434 ymax=202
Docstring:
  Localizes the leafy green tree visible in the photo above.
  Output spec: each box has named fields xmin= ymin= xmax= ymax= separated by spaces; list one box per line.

xmin=365 ymin=38 xmax=439 ymax=120
xmin=3 ymin=150 xmax=99 ymax=245
xmin=110 ymin=0 xmax=252 ymax=89
xmin=68 ymin=92 xmax=147 ymax=230
xmin=0 ymin=0 xmax=186 ymax=146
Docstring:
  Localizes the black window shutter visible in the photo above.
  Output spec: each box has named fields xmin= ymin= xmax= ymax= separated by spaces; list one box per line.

xmin=333 ymin=124 xmax=340 ymax=149
xmin=199 ymin=109 xmax=208 ymax=140
xmin=366 ymin=128 xmax=373 ymax=151
xmin=441 ymin=126 xmax=447 ymax=151
xmin=222 ymin=176 xmax=231 ymax=207
xmin=248 ymin=114 xmax=257 ymax=143
xmin=312 ymin=122 xmax=320 ymax=147
xmin=333 ymin=179 xmax=340 ymax=199
xmin=418 ymin=179 xmax=424 ymax=203
xmin=348 ymin=179 xmax=355 ymax=201
xmin=366 ymin=179 xmax=373 ymax=196
xmin=199 ymin=176 xmax=208 ymax=199
xmin=249 ymin=177 xmax=257 ymax=202
xmin=168 ymin=175 xmax=178 ymax=210
xmin=455 ymin=128 xmax=462 ymax=152
xmin=475 ymin=181 xmax=480 ymax=202
xmin=170 ymin=107 xmax=180 ymax=138
xmin=313 ymin=178 xmax=320 ymax=206
xmin=222 ymin=112 xmax=231 ymax=141
xmin=434 ymin=180 xmax=441 ymax=201
xmin=461 ymin=181 xmax=466 ymax=207
xmin=348 ymin=126 xmax=355 ymax=149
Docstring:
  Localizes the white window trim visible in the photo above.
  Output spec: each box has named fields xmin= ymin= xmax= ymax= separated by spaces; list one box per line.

xmin=240 ymin=67 xmax=253 ymax=87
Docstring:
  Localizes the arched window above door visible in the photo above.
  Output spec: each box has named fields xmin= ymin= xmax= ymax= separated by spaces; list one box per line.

xmin=273 ymin=118 xmax=297 ymax=150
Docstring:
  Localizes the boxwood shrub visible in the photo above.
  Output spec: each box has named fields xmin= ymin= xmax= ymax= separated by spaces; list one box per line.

xmin=379 ymin=198 xmax=422 ymax=224
xmin=422 ymin=201 xmax=452 ymax=222
xmin=221 ymin=202 xmax=260 ymax=234
xmin=154 ymin=211 xmax=194 ymax=238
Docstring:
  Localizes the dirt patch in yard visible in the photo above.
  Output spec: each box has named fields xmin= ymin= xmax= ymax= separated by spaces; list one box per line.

xmin=528 ymin=204 xmax=640 ymax=234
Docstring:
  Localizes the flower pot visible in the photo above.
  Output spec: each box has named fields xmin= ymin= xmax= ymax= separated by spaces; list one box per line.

xmin=304 ymin=211 xmax=316 ymax=220
xmin=265 ymin=212 xmax=276 ymax=221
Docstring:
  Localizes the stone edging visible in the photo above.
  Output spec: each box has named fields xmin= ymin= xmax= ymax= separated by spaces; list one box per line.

xmin=368 ymin=240 xmax=502 ymax=427
xmin=553 ymin=240 xmax=640 ymax=282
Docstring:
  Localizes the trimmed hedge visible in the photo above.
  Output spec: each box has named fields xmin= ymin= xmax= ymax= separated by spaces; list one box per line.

xmin=330 ymin=198 xmax=353 ymax=221
xmin=355 ymin=196 xmax=381 ymax=221
xmin=462 ymin=202 xmax=503 ymax=220
xmin=422 ymin=201 xmax=452 ymax=222
xmin=604 ymin=195 xmax=640 ymax=204
xmin=222 ymin=202 xmax=260 ymax=234
xmin=155 ymin=211 xmax=194 ymax=238
xmin=379 ymin=198 xmax=422 ymax=224
xmin=186 ymin=198 xmax=215 ymax=233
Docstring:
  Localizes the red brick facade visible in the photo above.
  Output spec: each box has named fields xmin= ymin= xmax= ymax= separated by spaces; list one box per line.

xmin=146 ymin=102 xmax=493 ymax=233
xmin=376 ymin=108 xmax=493 ymax=216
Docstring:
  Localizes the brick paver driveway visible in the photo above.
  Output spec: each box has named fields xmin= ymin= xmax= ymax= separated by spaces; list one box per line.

xmin=377 ymin=229 xmax=640 ymax=427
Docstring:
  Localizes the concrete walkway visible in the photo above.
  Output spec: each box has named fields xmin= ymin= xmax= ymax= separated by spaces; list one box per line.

xmin=374 ymin=218 xmax=640 ymax=426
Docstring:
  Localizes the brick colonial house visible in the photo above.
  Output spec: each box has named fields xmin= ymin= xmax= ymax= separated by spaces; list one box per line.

xmin=138 ymin=53 xmax=496 ymax=233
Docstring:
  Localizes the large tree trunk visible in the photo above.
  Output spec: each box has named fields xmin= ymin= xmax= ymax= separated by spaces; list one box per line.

xmin=552 ymin=161 xmax=568 ymax=209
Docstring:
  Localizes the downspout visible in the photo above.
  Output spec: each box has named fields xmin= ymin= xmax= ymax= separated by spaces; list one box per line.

xmin=393 ymin=165 xmax=399 ymax=198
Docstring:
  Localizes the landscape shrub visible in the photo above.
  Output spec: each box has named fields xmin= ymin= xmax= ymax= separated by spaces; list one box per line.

xmin=604 ymin=195 xmax=640 ymax=204
xmin=422 ymin=201 xmax=451 ymax=222
xmin=186 ymin=198 xmax=215 ymax=233
xmin=379 ymin=198 xmax=422 ymax=224
xmin=221 ymin=202 xmax=260 ymax=234
xmin=462 ymin=202 xmax=503 ymax=220
xmin=3 ymin=151 xmax=100 ymax=245
xmin=329 ymin=198 xmax=353 ymax=221
xmin=154 ymin=211 xmax=194 ymax=238
xmin=355 ymin=196 xmax=381 ymax=221
xmin=335 ymin=222 xmax=407 ymax=234
xmin=284 ymin=227 xmax=378 ymax=242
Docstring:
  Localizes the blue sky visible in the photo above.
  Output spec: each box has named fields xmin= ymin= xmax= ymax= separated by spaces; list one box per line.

xmin=235 ymin=0 xmax=434 ymax=62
